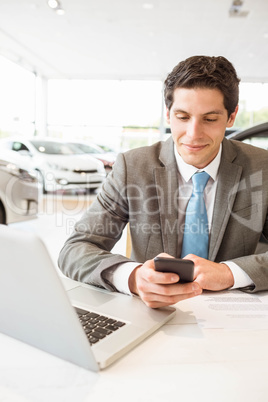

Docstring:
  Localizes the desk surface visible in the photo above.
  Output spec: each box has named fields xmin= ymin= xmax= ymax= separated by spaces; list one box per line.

xmin=1 ymin=279 xmax=268 ymax=402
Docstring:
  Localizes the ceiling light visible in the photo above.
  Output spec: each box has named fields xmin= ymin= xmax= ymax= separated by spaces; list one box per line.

xmin=47 ymin=0 xmax=65 ymax=16
xmin=47 ymin=0 xmax=59 ymax=9
xmin=229 ymin=0 xmax=249 ymax=17
xmin=231 ymin=0 xmax=243 ymax=8
xmin=55 ymin=7 xmax=65 ymax=15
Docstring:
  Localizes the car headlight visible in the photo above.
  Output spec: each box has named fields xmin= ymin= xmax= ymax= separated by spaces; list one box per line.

xmin=2 ymin=162 xmax=38 ymax=182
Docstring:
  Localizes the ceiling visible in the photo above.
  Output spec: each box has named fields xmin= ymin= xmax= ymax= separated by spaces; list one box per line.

xmin=0 ymin=0 xmax=268 ymax=82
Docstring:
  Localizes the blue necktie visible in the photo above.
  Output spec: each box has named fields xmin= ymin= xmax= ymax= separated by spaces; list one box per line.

xmin=181 ymin=171 xmax=210 ymax=259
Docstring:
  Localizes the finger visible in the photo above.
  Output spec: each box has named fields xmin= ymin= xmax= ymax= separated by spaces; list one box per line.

xmin=141 ymin=290 xmax=201 ymax=308
xmin=138 ymin=281 xmax=202 ymax=305
xmin=138 ymin=271 xmax=201 ymax=294
xmin=155 ymin=252 xmax=175 ymax=259
xmin=143 ymin=268 xmax=180 ymax=285
xmin=152 ymin=281 xmax=202 ymax=296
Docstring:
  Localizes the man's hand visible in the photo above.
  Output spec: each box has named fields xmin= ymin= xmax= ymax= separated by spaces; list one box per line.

xmin=128 ymin=252 xmax=235 ymax=308
xmin=186 ymin=254 xmax=235 ymax=291
xmin=128 ymin=253 xmax=202 ymax=308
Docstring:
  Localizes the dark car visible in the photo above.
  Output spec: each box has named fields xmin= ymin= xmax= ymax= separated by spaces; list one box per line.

xmin=226 ymin=122 xmax=268 ymax=149
xmin=226 ymin=122 xmax=268 ymax=252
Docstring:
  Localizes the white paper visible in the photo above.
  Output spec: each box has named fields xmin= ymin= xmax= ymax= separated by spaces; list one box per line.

xmin=171 ymin=289 xmax=268 ymax=330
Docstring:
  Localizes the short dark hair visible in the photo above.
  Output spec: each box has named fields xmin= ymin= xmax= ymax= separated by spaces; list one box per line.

xmin=164 ymin=55 xmax=240 ymax=117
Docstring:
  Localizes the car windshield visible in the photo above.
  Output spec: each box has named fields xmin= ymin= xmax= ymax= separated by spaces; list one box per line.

xmin=97 ymin=144 xmax=115 ymax=153
xmin=69 ymin=143 xmax=104 ymax=154
xmin=30 ymin=141 xmax=84 ymax=155
xmin=242 ymin=134 xmax=268 ymax=150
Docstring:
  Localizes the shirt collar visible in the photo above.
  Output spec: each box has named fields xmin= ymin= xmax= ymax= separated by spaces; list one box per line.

xmin=174 ymin=143 xmax=222 ymax=182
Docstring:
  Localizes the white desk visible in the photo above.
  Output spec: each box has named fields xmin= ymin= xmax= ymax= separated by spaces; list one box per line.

xmin=1 ymin=284 xmax=268 ymax=402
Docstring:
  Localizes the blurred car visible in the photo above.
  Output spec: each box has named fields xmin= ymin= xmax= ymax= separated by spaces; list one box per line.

xmin=226 ymin=122 xmax=268 ymax=252
xmin=0 ymin=138 xmax=106 ymax=193
xmin=226 ymin=122 xmax=268 ymax=149
xmin=68 ymin=141 xmax=116 ymax=174
xmin=0 ymin=150 xmax=39 ymax=224
xmin=97 ymin=144 xmax=118 ymax=153
xmin=224 ymin=128 xmax=239 ymax=136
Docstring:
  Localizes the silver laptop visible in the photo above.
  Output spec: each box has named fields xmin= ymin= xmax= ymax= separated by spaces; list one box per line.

xmin=0 ymin=224 xmax=176 ymax=371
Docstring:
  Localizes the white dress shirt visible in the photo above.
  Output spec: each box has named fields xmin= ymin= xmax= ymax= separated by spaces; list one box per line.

xmin=108 ymin=144 xmax=253 ymax=295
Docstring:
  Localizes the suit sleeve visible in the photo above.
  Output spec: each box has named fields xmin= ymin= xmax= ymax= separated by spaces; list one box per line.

xmin=58 ymin=153 xmax=134 ymax=291
xmin=230 ymin=212 xmax=268 ymax=293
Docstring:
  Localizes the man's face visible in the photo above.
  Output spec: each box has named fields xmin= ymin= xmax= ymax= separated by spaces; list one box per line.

xmin=167 ymin=87 xmax=238 ymax=169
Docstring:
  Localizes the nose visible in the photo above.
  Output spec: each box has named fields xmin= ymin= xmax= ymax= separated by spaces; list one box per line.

xmin=186 ymin=119 xmax=202 ymax=139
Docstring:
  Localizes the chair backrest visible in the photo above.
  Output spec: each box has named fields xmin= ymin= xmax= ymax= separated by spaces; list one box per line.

xmin=126 ymin=223 xmax=132 ymax=258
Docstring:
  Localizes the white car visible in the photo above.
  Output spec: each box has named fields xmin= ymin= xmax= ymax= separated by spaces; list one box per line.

xmin=68 ymin=141 xmax=116 ymax=174
xmin=0 ymin=138 xmax=106 ymax=193
xmin=0 ymin=150 xmax=39 ymax=224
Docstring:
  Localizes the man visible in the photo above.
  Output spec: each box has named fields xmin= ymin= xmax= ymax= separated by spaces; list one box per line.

xmin=58 ymin=55 xmax=268 ymax=308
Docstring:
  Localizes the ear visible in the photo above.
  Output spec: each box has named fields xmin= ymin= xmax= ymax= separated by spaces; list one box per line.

xmin=227 ymin=105 xmax=239 ymax=128
xmin=166 ymin=108 xmax=170 ymax=124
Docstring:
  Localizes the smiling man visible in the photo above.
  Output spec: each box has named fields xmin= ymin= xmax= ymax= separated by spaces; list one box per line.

xmin=168 ymin=87 xmax=237 ymax=169
xmin=59 ymin=56 xmax=268 ymax=308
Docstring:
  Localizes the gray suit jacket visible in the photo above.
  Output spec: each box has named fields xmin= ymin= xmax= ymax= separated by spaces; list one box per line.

xmin=58 ymin=136 xmax=268 ymax=293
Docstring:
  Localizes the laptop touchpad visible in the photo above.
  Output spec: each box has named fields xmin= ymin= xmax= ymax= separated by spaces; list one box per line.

xmin=67 ymin=285 xmax=116 ymax=307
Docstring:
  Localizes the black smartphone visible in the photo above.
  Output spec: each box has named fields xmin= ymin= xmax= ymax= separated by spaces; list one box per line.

xmin=154 ymin=257 xmax=194 ymax=283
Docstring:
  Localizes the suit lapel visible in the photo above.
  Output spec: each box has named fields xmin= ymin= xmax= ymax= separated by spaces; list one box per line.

xmin=154 ymin=137 xmax=179 ymax=257
xmin=209 ymin=139 xmax=243 ymax=260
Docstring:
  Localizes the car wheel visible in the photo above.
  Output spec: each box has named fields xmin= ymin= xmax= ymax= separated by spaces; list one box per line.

xmin=0 ymin=201 xmax=6 ymax=224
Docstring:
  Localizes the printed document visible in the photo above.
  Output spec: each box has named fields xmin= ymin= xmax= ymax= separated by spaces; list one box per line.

xmin=172 ymin=290 xmax=268 ymax=330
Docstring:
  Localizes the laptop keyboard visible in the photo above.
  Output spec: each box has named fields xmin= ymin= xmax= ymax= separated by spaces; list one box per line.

xmin=75 ymin=307 xmax=126 ymax=346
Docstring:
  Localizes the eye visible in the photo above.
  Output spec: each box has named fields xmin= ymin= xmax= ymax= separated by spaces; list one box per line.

xmin=205 ymin=118 xmax=217 ymax=122
xmin=176 ymin=115 xmax=189 ymax=121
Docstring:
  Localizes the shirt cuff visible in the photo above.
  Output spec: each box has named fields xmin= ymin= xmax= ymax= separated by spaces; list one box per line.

xmin=110 ymin=262 xmax=142 ymax=295
xmin=223 ymin=261 xmax=254 ymax=289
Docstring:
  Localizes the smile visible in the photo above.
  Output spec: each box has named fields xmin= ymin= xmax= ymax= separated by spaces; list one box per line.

xmin=183 ymin=144 xmax=208 ymax=152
